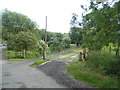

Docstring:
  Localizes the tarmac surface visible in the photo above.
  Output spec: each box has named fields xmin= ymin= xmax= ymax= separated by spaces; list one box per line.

xmin=1 ymin=47 xmax=66 ymax=88
xmin=1 ymin=47 xmax=92 ymax=88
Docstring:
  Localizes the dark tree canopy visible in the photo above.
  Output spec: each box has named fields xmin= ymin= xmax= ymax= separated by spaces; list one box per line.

xmin=69 ymin=27 xmax=83 ymax=46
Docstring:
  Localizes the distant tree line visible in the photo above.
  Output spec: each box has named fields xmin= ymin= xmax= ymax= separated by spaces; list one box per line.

xmin=1 ymin=9 xmax=71 ymax=58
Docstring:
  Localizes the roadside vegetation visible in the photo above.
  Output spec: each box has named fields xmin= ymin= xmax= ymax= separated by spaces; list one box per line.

xmin=2 ymin=9 xmax=72 ymax=61
xmin=30 ymin=60 xmax=48 ymax=67
xmin=67 ymin=50 xmax=118 ymax=88
xmin=67 ymin=1 xmax=119 ymax=88
xmin=1 ymin=0 xmax=119 ymax=88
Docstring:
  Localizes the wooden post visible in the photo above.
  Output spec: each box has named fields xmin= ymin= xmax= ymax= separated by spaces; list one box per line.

xmin=82 ymin=48 xmax=86 ymax=61
xmin=43 ymin=16 xmax=47 ymax=60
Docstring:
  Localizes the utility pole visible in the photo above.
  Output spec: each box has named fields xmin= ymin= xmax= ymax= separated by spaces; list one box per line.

xmin=43 ymin=16 xmax=47 ymax=60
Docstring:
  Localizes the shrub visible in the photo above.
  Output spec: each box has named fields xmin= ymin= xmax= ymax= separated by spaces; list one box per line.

xmin=86 ymin=51 xmax=119 ymax=77
xmin=103 ymin=59 xmax=119 ymax=77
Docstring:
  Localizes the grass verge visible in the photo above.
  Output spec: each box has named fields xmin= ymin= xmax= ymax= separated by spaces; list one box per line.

xmin=7 ymin=57 xmax=40 ymax=62
xmin=66 ymin=57 xmax=118 ymax=88
xmin=30 ymin=60 xmax=48 ymax=67
xmin=8 ymin=58 xmax=26 ymax=61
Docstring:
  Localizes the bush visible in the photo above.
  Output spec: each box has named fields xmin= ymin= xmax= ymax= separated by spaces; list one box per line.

xmin=86 ymin=51 xmax=119 ymax=77
xmin=103 ymin=60 xmax=120 ymax=77
xmin=26 ymin=51 xmax=41 ymax=58
xmin=67 ymin=57 xmax=118 ymax=88
xmin=4 ymin=49 xmax=41 ymax=59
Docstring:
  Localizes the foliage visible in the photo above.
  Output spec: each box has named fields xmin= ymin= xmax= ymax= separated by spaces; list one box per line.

xmin=47 ymin=32 xmax=71 ymax=52
xmin=86 ymin=51 xmax=119 ymax=77
xmin=7 ymin=33 xmax=16 ymax=50
xmin=31 ymin=29 xmax=43 ymax=40
xmin=36 ymin=40 xmax=48 ymax=54
xmin=55 ymin=32 xmax=63 ymax=42
xmin=62 ymin=37 xmax=71 ymax=48
xmin=48 ymin=39 xmax=63 ymax=52
xmin=70 ymin=1 xmax=120 ymax=56
xmin=69 ymin=27 xmax=83 ymax=46
xmin=81 ymin=1 xmax=119 ymax=52
xmin=4 ymin=49 xmax=41 ymax=59
xmin=2 ymin=9 xmax=73 ymax=60
xmin=2 ymin=9 xmax=37 ymax=35
xmin=14 ymin=31 xmax=37 ymax=51
xmin=67 ymin=58 xmax=118 ymax=88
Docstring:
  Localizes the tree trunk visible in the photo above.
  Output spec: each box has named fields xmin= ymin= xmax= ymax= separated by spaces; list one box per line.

xmin=23 ymin=49 xmax=26 ymax=58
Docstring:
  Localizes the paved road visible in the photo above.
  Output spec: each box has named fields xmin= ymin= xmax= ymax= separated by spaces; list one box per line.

xmin=1 ymin=50 xmax=66 ymax=88
xmin=1 ymin=48 xmax=92 ymax=88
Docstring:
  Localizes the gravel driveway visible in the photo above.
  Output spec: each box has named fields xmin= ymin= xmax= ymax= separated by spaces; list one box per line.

xmin=37 ymin=55 xmax=92 ymax=88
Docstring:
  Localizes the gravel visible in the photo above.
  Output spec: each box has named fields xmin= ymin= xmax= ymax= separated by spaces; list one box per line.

xmin=37 ymin=57 xmax=93 ymax=88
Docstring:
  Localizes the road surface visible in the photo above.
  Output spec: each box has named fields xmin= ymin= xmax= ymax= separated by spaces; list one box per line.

xmin=1 ymin=48 xmax=66 ymax=88
xmin=37 ymin=54 xmax=92 ymax=88
xmin=1 ymin=48 xmax=92 ymax=88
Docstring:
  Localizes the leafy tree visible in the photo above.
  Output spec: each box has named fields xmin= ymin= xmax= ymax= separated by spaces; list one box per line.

xmin=7 ymin=33 xmax=16 ymax=50
xmin=55 ymin=33 xmax=63 ymax=42
xmin=62 ymin=37 xmax=71 ymax=48
xmin=13 ymin=31 xmax=37 ymax=58
xmin=36 ymin=40 xmax=48 ymax=59
xmin=48 ymin=39 xmax=60 ymax=52
xmin=69 ymin=27 xmax=83 ymax=46
xmin=80 ymin=1 xmax=120 ymax=53
xmin=36 ymin=40 xmax=47 ymax=53
xmin=2 ymin=9 xmax=37 ymax=38
xmin=48 ymin=32 xmax=70 ymax=52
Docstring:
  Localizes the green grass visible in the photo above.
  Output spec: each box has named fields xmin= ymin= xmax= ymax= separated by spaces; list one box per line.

xmin=8 ymin=58 xmax=26 ymax=61
xmin=30 ymin=60 xmax=48 ymax=66
xmin=8 ymin=57 xmax=38 ymax=61
xmin=66 ymin=58 xmax=118 ymax=88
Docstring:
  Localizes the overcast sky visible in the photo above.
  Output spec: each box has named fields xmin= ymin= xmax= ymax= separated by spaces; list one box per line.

xmin=0 ymin=0 xmax=91 ymax=33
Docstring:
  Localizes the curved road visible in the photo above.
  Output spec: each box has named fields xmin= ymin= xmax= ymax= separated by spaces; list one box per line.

xmin=1 ymin=48 xmax=66 ymax=88
xmin=1 ymin=47 xmax=92 ymax=88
